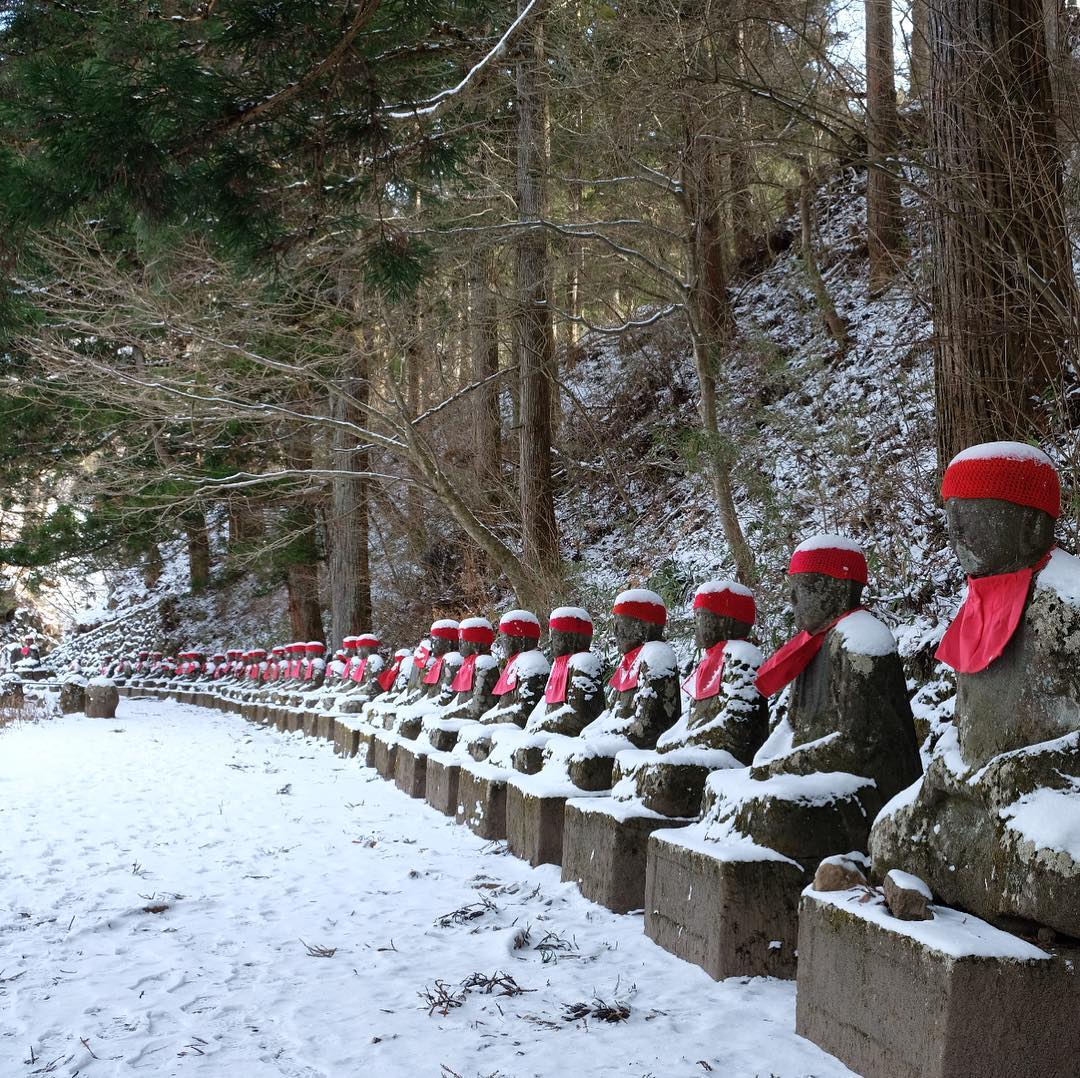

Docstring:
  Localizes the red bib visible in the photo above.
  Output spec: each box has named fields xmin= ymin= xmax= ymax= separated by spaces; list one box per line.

xmin=350 ymin=658 xmax=368 ymax=684
xmin=493 ymin=653 xmax=521 ymax=697
xmin=378 ymin=656 xmax=404 ymax=692
xmin=755 ymin=610 xmax=861 ymax=698
xmin=683 ymin=641 xmax=727 ymax=701
xmin=545 ymin=653 xmax=573 ymax=704
xmin=423 ymin=655 xmax=445 ymax=686
xmin=609 ymin=645 xmax=644 ymax=693
xmin=451 ymin=653 xmax=479 ymax=693
xmin=936 ymin=552 xmax=1052 ymax=674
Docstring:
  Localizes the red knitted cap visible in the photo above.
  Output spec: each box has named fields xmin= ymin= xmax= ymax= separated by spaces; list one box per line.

xmin=789 ymin=536 xmax=868 ymax=584
xmin=499 ymin=610 xmax=541 ymax=639
xmin=459 ymin=618 xmax=496 ymax=645
xmin=942 ymin=442 xmax=1060 ymax=519
xmin=430 ymin=619 xmax=460 ymax=640
xmin=305 ymin=641 xmax=326 ymax=653
xmin=612 ymin=588 xmax=667 ymax=625
xmin=354 ymin=633 xmax=381 ymax=648
xmin=549 ymin=606 xmax=593 ymax=635
xmin=693 ymin=581 xmax=757 ymax=624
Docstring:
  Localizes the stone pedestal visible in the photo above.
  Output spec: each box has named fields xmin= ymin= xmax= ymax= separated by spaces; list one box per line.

xmin=795 ymin=890 xmax=1079 ymax=1078
xmin=395 ymin=742 xmax=428 ymax=798
xmin=643 ymin=830 xmax=802 ymax=979
xmin=456 ymin=763 xmax=507 ymax=840
xmin=426 ymin=754 xmax=461 ymax=817
xmin=505 ymin=778 xmax=571 ymax=867
xmin=302 ymin=711 xmax=320 ymax=737
xmin=562 ymin=800 xmax=692 ymax=914
xmin=315 ymin=712 xmax=335 ymax=740
xmin=334 ymin=719 xmax=361 ymax=758
xmin=370 ymin=731 xmax=398 ymax=779
xmin=59 ymin=680 xmax=87 ymax=715
xmin=285 ymin=710 xmax=303 ymax=734
xmin=85 ymin=681 xmax=120 ymax=719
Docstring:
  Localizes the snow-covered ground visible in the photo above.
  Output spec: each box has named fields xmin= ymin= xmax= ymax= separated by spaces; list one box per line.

xmin=1 ymin=704 xmax=853 ymax=1078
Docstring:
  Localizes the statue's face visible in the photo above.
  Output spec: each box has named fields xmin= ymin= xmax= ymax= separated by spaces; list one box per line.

xmin=431 ymin=635 xmax=455 ymax=658
xmin=459 ymin=639 xmax=478 ymax=657
xmin=694 ymin=609 xmax=753 ymax=649
xmin=613 ymin=613 xmax=662 ymax=654
xmin=550 ymin=629 xmax=592 ymax=657
xmin=791 ymin=573 xmax=862 ymax=633
xmin=500 ymin=631 xmax=538 ymax=656
xmin=356 ymin=645 xmax=373 ymax=659
xmin=946 ymin=498 xmax=1055 ymax=577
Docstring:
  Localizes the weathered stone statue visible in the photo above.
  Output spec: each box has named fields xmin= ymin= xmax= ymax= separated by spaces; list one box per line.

xmin=798 ymin=447 xmax=1080 ymax=1078
xmin=567 ymin=581 xmax=768 ymax=912
xmin=509 ymin=607 xmax=604 ymax=775
xmin=336 ymin=633 xmax=385 ymax=714
xmin=872 ymin=444 xmax=1080 ymax=934
xmin=662 ymin=538 xmax=919 ymax=979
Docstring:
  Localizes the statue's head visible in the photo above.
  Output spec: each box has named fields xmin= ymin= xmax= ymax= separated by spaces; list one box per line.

xmin=458 ymin=617 xmax=495 ymax=657
xmin=497 ymin=610 xmax=542 ymax=657
xmin=692 ymin=580 xmax=756 ymax=648
xmin=789 ymin=536 xmax=867 ymax=633
xmin=548 ymin=607 xmax=594 ymax=657
xmin=342 ymin=635 xmax=359 ymax=657
xmin=429 ymin=619 xmax=459 ymax=658
xmin=611 ymin=589 xmax=667 ymax=654
xmin=942 ymin=442 xmax=1059 ymax=577
xmin=353 ymin=633 xmax=380 ymax=659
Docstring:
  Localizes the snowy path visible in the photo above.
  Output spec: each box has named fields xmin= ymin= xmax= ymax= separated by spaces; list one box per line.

xmin=0 ymin=703 xmax=853 ymax=1078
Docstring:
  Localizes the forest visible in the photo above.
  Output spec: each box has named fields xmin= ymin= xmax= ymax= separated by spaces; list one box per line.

xmin=0 ymin=0 xmax=1076 ymax=651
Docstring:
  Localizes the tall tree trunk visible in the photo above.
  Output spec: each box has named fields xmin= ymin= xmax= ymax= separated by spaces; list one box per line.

xmin=471 ymin=249 xmax=502 ymax=500
xmin=226 ymin=498 xmax=263 ymax=567
xmin=514 ymin=0 xmax=560 ymax=576
xmin=327 ymin=347 xmax=372 ymax=645
xmin=282 ymin=406 xmax=324 ymax=641
xmin=800 ymin=164 xmax=850 ymax=345
xmin=911 ymin=0 xmax=930 ymax=99
xmin=185 ymin=510 xmax=211 ymax=590
xmin=866 ymin=0 xmax=904 ymax=291
xmin=930 ymin=0 xmax=1073 ymax=463
xmin=683 ymin=109 xmax=756 ymax=585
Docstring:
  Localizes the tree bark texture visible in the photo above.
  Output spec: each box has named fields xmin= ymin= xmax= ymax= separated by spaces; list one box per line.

xmin=514 ymin=0 xmax=561 ymax=576
xmin=185 ymin=510 xmax=211 ymax=590
xmin=282 ymin=403 xmax=324 ymax=642
xmin=470 ymin=249 xmax=502 ymax=499
xmin=327 ymin=348 xmax=372 ymax=645
xmin=930 ymin=0 xmax=1074 ymax=464
xmin=866 ymin=0 xmax=904 ymax=290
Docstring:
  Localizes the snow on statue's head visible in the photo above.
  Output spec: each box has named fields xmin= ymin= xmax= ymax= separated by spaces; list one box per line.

xmin=788 ymin=536 xmax=867 ymax=633
xmin=353 ymin=633 xmax=380 ymax=658
xmin=611 ymin=590 xmax=667 ymax=654
xmin=692 ymin=581 xmax=756 ymax=648
xmin=429 ymin=619 xmax=459 ymax=658
xmin=942 ymin=442 xmax=1058 ymax=577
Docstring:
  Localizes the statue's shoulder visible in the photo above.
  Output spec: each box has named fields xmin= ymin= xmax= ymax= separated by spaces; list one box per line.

xmin=830 ymin=609 xmax=898 ymax=660
xmin=722 ymin=639 xmax=763 ymax=672
xmin=639 ymin=640 xmax=677 ymax=678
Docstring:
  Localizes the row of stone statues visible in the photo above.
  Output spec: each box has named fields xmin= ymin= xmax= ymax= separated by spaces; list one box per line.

xmin=105 ymin=440 xmax=1079 ymax=1078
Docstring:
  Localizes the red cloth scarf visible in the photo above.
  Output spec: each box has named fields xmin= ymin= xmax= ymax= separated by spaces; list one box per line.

xmin=493 ymin=653 xmax=522 ymax=696
xmin=609 ymin=645 xmax=644 ymax=692
xmin=755 ymin=610 xmax=861 ymax=698
xmin=378 ymin=655 xmax=405 ymax=692
xmin=545 ymin=653 xmax=573 ymax=704
xmin=451 ymin=653 xmax=480 ymax=693
xmin=350 ymin=658 xmax=369 ymax=684
xmin=340 ymin=657 xmax=354 ymax=681
xmin=936 ymin=551 xmax=1052 ymax=674
xmin=20 ymin=646 xmax=29 ymax=657
xmin=288 ymin=658 xmax=302 ymax=678
xmin=683 ymin=641 xmax=727 ymax=701
xmin=423 ymin=655 xmax=445 ymax=686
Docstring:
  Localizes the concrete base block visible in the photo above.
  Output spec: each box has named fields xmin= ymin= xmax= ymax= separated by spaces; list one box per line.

xmin=334 ymin=720 xmax=361 ymax=758
xmin=456 ymin=766 xmax=507 ymax=840
xmin=315 ymin=712 xmax=335 ymax=740
xmin=285 ymin=710 xmax=303 ymax=734
xmin=562 ymin=801 xmax=691 ymax=914
xmin=795 ymin=891 xmax=1080 ymax=1078
xmin=370 ymin=734 xmax=398 ymax=779
xmin=506 ymin=784 xmax=568 ymax=867
xmin=395 ymin=742 xmax=428 ymax=798
xmin=272 ymin=708 xmax=288 ymax=732
xmin=241 ymin=701 xmax=257 ymax=722
xmin=302 ymin=711 xmax=319 ymax=738
xmin=426 ymin=756 xmax=461 ymax=817
xmin=644 ymin=832 xmax=802 ymax=979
